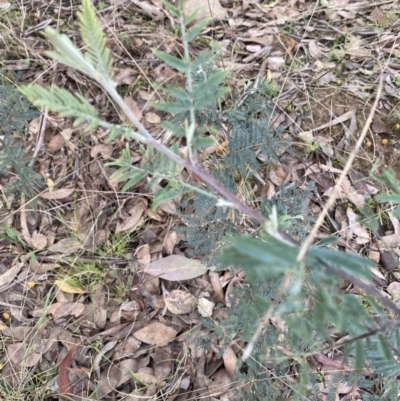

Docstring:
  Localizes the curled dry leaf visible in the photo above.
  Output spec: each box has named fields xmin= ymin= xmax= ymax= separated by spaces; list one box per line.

xmin=197 ymin=297 xmax=215 ymax=318
xmin=346 ymin=208 xmax=370 ymax=244
xmin=163 ymin=231 xmax=177 ymax=255
xmin=47 ymin=134 xmax=65 ymax=153
xmin=31 ymin=231 xmax=47 ymax=250
xmin=40 ymin=188 xmax=75 ymax=200
xmin=145 ymin=255 xmax=208 ymax=281
xmin=58 ymin=345 xmax=78 ymax=399
xmin=266 ymin=56 xmax=285 ymax=71
xmin=269 ymin=163 xmax=288 ymax=186
xmin=144 ymin=112 xmax=161 ymax=124
xmin=136 ymin=244 xmax=151 ymax=268
xmin=116 ymin=202 xmax=146 ymax=233
xmin=133 ymin=322 xmax=178 ymax=346
xmin=222 ymin=346 xmax=238 ymax=380
xmin=164 ymin=289 xmax=197 ymax=315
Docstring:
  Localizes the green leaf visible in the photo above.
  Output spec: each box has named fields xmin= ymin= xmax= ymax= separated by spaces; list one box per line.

xmin=151 ymin=102 xmax=190 ymax=113
xmin=161 ymin=0 xmax=181 ymax=17
xmin=21 ymin=84 xmax=99 ymax=126
xmin=184 ymin=8 xmax=201 ymax=26
xmin=192 ymin=71 xmax=229 ymax=99
xmin=355 ymin=340 xmax=365 ymax=371
xmin=221 ymin=235 xmax=299 ymax=282
xmin=152 ymin=188 xmax=181 ymax=212
xmin=193 ymin=87 xmax=230 ymax=111
xmin=307 ymin=247 xmax=374 ymax=281
xmin=376 ymin=194 xmax=400 ymax=203
xmin=377 ymin=334 xmax=393 ymax=361
xmin=153 ymin=50 xmax=188 ymax=72
xmin=192 ymin=136 xmax=216 ymax=149
xmin=185 ymin=18 xmax=211 ymax=42
xmin=121 ymin=170 xmax=147 ymax=191
xmin=160 ymin=121 xmax=186 ymax=137
xmin=106 ymin=145 xmax=131 ymax=167
xmin=45 ymin=28 xmax=92 ymax=76
xmin=106 ymin=126 xmax=132 ymax=142
xmin=316 ymin=236 xmax=340 ymax=247
xmin=77 ymin=0 xmax=113 ymax=79
xmin=163 ymin=86 xmax=191 ymax=102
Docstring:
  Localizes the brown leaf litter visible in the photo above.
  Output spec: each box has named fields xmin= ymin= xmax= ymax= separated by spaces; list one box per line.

xmin=2 ymin=0 xmax=400 ymax=399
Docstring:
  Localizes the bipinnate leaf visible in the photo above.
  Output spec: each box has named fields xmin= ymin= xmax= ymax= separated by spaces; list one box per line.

xmin=21 ymin=84 xmax=99 ymax=127
xmin=153 ymin=50 xmax=189 ymax=72
xmin=308 ymin=246 xmax=374 ymax=281
xmin=77 ymin=0 xmax=113 ymax=79
xmin=134 ymin=322 xmax=177 ymax=346
xmin=185 ymin=18 xmax=211 ymax=42
xmin=152 ymin=188 xmax=181 ymax=212
xmin=45 ymin=27 xmax=91 ymax=76
xmin=145 ymin=255 xmax=207 ymax=281
xmin=221 ymin=235 xmax=299 ymax=282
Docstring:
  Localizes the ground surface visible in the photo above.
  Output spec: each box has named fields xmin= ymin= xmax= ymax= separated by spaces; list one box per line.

xmin=1 ymin=0 xmax=400 ymax=400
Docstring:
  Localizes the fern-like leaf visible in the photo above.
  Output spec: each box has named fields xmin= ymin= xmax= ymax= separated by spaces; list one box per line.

xmin=77 ymin=0 xmax=113 ymax=80
xmin=21 ymin=84 xmax=99 ymax=128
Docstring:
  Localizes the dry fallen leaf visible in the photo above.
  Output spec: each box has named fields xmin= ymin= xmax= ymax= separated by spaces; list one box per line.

xmin=54 ymin=279 xmax=87 ymax=294
xmin=164 ymin=290 xmax=197 ymax=315
xmin=48 ymin=238 xmax=83 ymax=254
xmin=116 ymin=202 xmax=146 ymax=233
xmin=145 ymin=255 xmax=208 ymax=281
xmin=133 ymin=322 xmax=178 ymax=346
xmin=197 ymin=297 xmax=215 ymax=318
xmin=163 ymin=231 xmax=177 ymax=255
xmin=222 ymin=346 xmax=238 ymax=380
xmin=31 ymin=231 xmax=47 ymax=250
xmin=0 ymin=262 xmax=23 ymax=288
xmin=47 ymin=134 xmax=65 ymax=153
xmin=144 ymin=112 xmax=161 ymax=124
xmin=154 ymin=346 xmax=173 ymax=381
xmin=90 ymin=144 xmax=113 ymax=160
xmin=346 ymin=208 xmax=370 ymax=244
xmin=46 ymin=302 xmax=85 ymax=320
xmin=7 ymin=343 xmax=41 ymax=367
xmin=266 ymin=56 xmax=285 ymax=71
xmin=122 ymin=96 xmax=143 ymax=124
xmin=182 ymin=0 xmax=227 ymax=22
xmin=208 ymin=368 xmax=232 ymax=397
xmin=40 ymin=188 xmax=75 ymax=200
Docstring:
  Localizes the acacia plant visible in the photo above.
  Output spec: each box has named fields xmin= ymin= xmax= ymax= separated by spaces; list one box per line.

xmin=22 ymin=0 xmax=400 ymax=399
